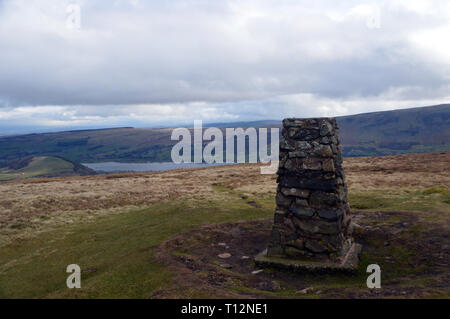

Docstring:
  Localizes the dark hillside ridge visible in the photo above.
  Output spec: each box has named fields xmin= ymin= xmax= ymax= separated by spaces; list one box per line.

xmin=6 ymin=156 xmax=35 ymax=170
xmin=0 ymin=104 xmax=448 ymax=165
xmin=337 ymin=104 xmax=450 ymax=156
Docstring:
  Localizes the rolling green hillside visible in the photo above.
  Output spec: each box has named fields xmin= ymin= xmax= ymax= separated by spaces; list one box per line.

xmin=0 ymin=156 xmax=95 ymax=181
xmin=0 ymin=104 xmax=448 ymax=165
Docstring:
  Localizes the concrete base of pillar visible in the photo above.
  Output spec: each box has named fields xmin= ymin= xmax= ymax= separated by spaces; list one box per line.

xmin=254 ymin=242 xmax=362 ymax=274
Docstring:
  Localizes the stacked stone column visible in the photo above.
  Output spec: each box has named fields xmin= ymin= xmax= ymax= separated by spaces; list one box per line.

xmin=267 ymin=118 xmax=353 ymax=260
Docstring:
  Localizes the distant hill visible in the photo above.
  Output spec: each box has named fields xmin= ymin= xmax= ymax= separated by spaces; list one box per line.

xmin=0 ymin=104 xmax=448 ymax=165
xmin=337 ymin=104 xmax=450 ymax=156
xmin=0 ymin=156 xmax=95 ymax=181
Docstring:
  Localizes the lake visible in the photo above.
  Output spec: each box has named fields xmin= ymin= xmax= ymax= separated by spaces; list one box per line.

xmin=83 ymin=162 xmax=233 ymax=173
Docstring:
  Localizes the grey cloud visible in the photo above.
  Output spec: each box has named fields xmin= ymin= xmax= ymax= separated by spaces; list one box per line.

xmin=0 ymin=0 xmax=449 ymax=108
xmin=0 ymin=0 xmax=449 ymax=135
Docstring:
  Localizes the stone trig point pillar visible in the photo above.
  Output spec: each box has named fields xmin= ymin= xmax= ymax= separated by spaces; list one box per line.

xmin=256 ymin=118 xmax=362 ymax=273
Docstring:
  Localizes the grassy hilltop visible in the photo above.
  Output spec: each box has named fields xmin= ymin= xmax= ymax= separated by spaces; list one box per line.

xmin=0 ymin=152 xmax=448 ymax=298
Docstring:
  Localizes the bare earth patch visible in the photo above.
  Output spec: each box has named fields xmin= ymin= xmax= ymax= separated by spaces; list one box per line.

xmin=155 ymin=209 xmax=449 ymax=298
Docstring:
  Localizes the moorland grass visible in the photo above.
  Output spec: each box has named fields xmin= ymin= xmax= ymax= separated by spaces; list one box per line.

xmin=0 ymin=191 xmax=273 ymax=298
xmin=348 ymin=188 xmax=450 ymax=212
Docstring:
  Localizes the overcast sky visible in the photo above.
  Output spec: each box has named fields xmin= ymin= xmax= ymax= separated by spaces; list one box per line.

xmin=0 ymin=0 xmax=449 ymax=133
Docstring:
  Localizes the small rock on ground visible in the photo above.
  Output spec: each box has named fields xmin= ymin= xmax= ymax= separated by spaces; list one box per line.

xmin=298 ymin=287 xmax=314 ymax=294
xmin=220 ymin=264 xmax=232 ymax=269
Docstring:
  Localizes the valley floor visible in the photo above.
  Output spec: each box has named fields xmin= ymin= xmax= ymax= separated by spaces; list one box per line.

xmin=0 ymin=152 xmax=449 ymax=298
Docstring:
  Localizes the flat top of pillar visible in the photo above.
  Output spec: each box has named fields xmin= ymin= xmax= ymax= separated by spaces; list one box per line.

xmin=282 ymin=117 xmax=338 ymax=128
xmin=283 ymin=117 xmax=336 ymax=121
